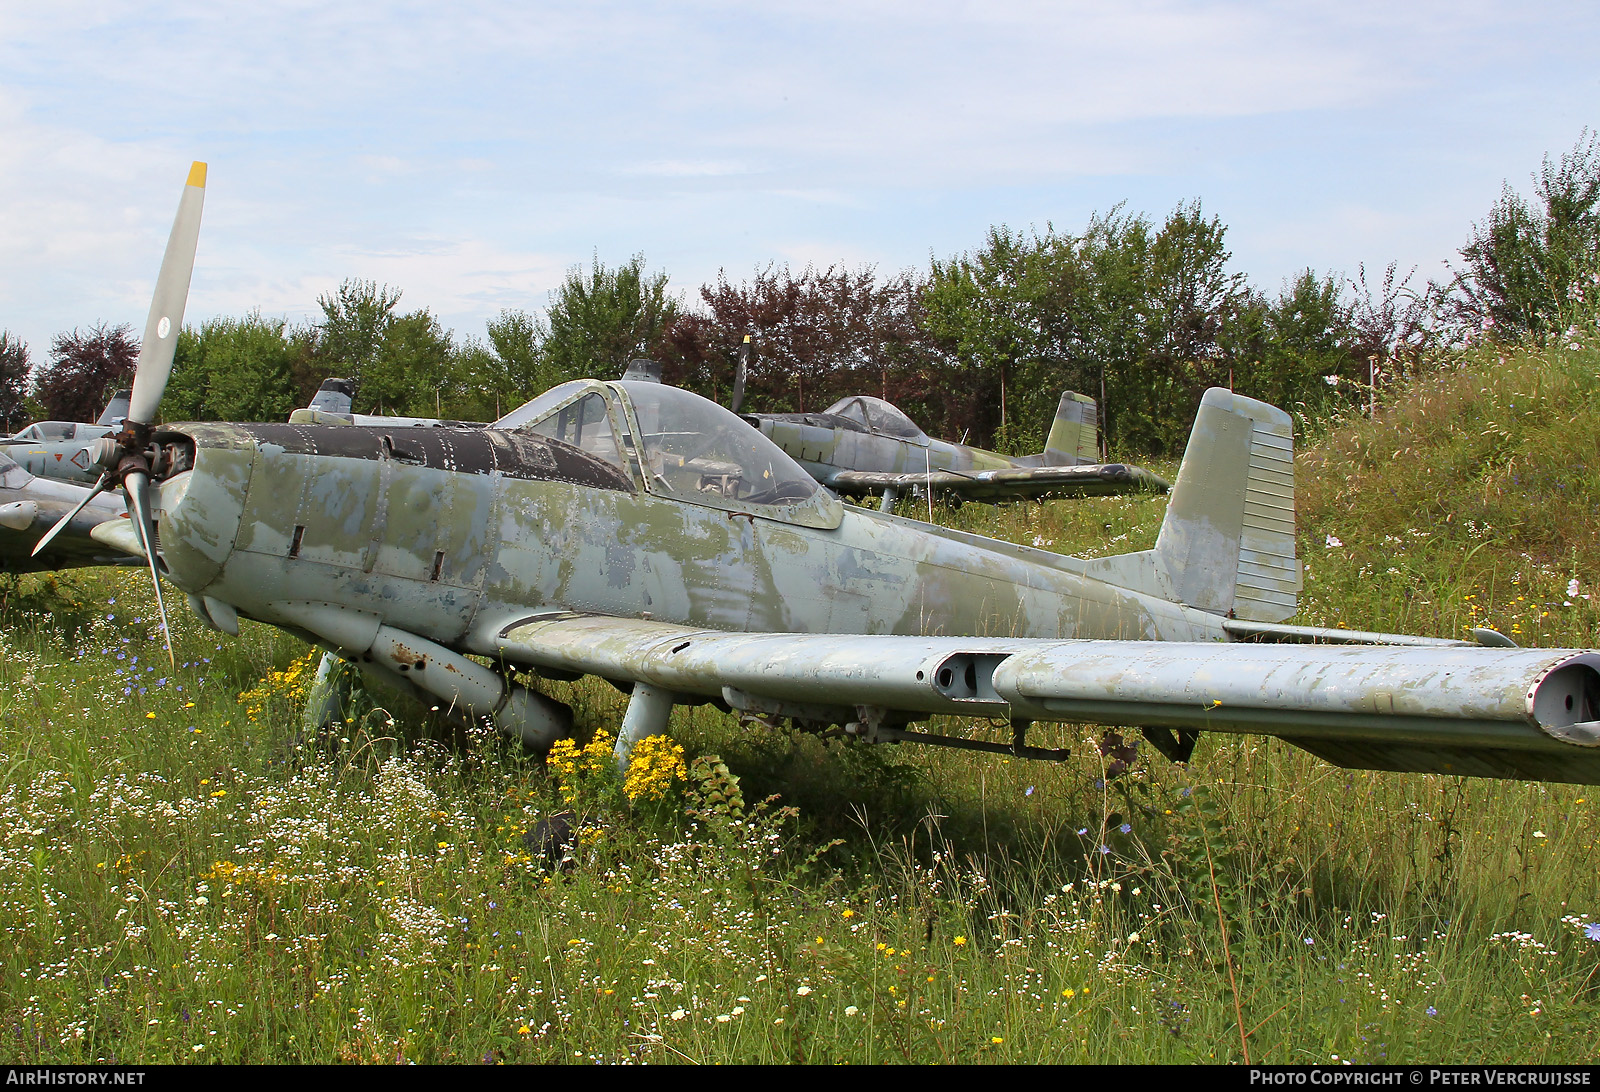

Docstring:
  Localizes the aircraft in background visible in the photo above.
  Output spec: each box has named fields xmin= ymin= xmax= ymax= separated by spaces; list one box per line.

xmin=288 ymin=378 xmax=486 ymax=430
xmin=0 ymin=389 xmax=131 ymax=485
xmin=0 ymin=447 xmax=130 ymax=572
xmin=746 ymin=389 xmax=1167 ymax=510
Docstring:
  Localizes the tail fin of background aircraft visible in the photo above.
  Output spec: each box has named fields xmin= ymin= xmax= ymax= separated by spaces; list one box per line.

xmin=95 ymin=389 xmax=131 ymax=428
xmin=1042 ymin=391 xmax=1100 ymax=465
xmin=1084 ymin=388 xmax=1300 ymax=622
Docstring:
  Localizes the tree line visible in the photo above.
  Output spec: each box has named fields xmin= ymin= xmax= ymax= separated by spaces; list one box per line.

xmin=5 ymin=133 xmax=1596 ymax=453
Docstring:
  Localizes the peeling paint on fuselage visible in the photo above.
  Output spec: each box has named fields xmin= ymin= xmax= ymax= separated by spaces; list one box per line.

xmin=158 ymin=423 xmax=1225 ymax=656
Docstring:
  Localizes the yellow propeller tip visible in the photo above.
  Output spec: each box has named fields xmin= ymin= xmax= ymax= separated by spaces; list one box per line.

xmin=187 ymin=161 xmax=208 ymax=188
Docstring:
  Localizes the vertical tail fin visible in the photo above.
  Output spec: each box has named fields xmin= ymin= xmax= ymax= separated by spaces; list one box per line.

xmin=96 ymin=388 xmax=132 ymax=428
xmin=1085 ymin=388 xmax=1300 ymax=622
xmin=1043 ymin=391 xmax=1100 ymax=465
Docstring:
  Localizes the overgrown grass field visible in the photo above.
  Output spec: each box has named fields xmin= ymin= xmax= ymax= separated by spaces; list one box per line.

xmin=3 ymin=339 xmax=1600 ymax=1064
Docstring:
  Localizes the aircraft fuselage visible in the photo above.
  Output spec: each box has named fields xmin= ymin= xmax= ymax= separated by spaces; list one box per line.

xmin=158 ymin=422 xmax=1223 ymax=656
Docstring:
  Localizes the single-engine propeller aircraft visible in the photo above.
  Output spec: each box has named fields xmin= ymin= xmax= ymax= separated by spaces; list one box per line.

xmin=746 ymin=390 xmax=1168 ymax=508
xmin=676 ymin=344 xmax=1169 ymax=509
xmin=32 ymin=163 xmax=1600 ymax=786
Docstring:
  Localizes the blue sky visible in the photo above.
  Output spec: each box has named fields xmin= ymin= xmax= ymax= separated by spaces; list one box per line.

xmin=1 ymin=1 xmax=1596 ymax=360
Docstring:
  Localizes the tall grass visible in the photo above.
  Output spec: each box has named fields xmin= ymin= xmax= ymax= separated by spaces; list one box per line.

xmin=4 ymin=335 xmax=1600 ymax=1062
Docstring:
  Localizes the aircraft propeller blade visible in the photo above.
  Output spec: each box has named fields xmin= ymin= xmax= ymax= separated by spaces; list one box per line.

xmin=124 ymin=469 xmax=174 ymax=665
xmin=127 ymin=162 xmax=207 ymax=427
xmin=730 ymin=334 xmax=750 ymax=415
xmin=29 ymin=471 xmax=113 ymax=557
xmin=90 ymin=162 xmax=206 ymax=665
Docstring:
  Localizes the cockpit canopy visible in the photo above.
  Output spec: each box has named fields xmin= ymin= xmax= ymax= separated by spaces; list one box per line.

xmin=495 ymin=380 xmax=839 ymax=527
xmin=822 ymin=395 xmax=927 ymax=442
xmin=6 ymin=421 xmax=110 ymax=443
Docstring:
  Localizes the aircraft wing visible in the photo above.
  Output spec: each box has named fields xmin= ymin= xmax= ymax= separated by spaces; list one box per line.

xmin=823 ymin=462 xmax=1169 ymax=502
xmin=488 ymin=613 xmax=1600 ymax=784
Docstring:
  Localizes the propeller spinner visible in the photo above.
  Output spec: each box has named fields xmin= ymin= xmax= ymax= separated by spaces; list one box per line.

xmin=34 ymin=161 xmax=208 ymax=663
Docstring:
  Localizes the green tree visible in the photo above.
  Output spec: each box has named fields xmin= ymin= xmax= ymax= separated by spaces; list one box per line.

xmin=1232 ymin=272 xmax=1348 ymax=408
xmin=316 ymin=280 xmax=403 ymax=392
xmin=542 ymin=256 xmax=678 ymax=383
xmin=32 ymin=323 xmax=138 ymax=424
xmin=165 ymin=312 xmax=302 ymax=422
xmin=924 ymin=225 xmax=1086 ymax=450
xmin=1452 ymin=131 xmax=1600 ymax=343
xmin=356 ymin=309 xmax=457 ymax=417
xmin=310 ymin=280 xmax=459 ymax=416
xmin=922 ymin=203 xmax=1253 ymax=454
xmin=0 ymin=331 xmax=31 ymax=432
xmin=476 ymin=309 xmax=548 ymax=418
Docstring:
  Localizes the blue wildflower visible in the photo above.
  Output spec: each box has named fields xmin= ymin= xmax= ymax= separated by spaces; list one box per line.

xmin=1585 ymin=922 xmax=1600 ymax=941
xmin=1426 ymin=1006 xmax=1437 ymax=1017
xmin=1119 ymin=823 xmax=1132 ymax=834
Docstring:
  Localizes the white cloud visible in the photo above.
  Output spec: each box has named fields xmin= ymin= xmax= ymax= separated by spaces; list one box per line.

xmin=621 ymin=160 xmax=760 ymax=178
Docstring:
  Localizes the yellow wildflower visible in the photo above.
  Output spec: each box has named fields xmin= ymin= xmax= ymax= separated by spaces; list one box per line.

xmin=623 ymin=735 xmax=687 ymax=803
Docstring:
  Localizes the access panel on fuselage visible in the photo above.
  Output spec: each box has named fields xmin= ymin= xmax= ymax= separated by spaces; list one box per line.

xmin=369 ymin=430 xmax=495 ymax=591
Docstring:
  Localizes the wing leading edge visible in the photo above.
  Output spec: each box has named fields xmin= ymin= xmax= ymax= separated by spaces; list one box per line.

xmin=487 ymin=614 xmax=1600 ymax=784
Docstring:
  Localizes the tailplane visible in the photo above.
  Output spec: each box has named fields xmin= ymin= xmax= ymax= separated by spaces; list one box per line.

xmin=1084 ymin=388 xmax=1300 ymax=622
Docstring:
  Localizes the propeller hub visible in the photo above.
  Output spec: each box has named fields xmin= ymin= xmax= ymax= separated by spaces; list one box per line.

xmin=89 ymin=436 xmax=121 ymax=471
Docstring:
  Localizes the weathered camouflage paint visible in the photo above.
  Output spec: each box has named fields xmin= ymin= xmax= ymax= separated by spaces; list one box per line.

xmin=156 ymin=419 xmax=1218 ymax=654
